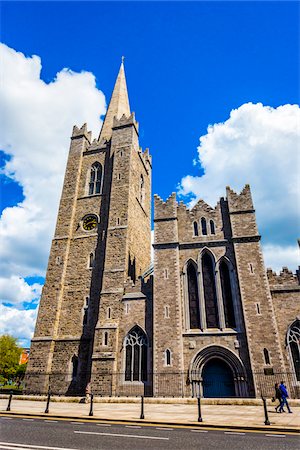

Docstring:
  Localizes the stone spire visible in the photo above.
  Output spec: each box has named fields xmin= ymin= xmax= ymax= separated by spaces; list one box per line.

xmin=98 ymin=59 xmax=131 ymax=141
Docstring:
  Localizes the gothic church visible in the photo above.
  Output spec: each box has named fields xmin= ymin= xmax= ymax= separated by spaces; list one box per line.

xmin=25 ymin=62 xmax=300 ymax=398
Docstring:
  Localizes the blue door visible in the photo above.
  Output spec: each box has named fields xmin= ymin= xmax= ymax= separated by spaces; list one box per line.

xmin=202 ymin=358 xmax=235 ymax=397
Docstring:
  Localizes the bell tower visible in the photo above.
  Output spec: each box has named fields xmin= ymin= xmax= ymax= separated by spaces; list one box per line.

xmin=25 ymin=61 xmax=152 ymax=395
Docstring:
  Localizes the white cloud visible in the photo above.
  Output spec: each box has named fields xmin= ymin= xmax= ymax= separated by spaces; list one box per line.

xmin=179 ymin=102 xmax=300 ymax=271
xmin=0 ymin=304 xmax=38 ymax=342
xmin=0 ymin=276 xmax=42 ymax=305
xmin=262 ymin=244 xmax=300 ymax=274
xmin=0 ymin=43 xmax=106 ymax=341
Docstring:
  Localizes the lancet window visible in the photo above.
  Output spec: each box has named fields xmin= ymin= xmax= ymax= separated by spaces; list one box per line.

xmin=287 ymin=320 xmax=300 ymax=381
xmin=187 ymin=262 xmax=201 ymax=329
xmin=202 ymin=252 xmax=219 ymax=328
xmin=125 ymin=326 xmax=148 ymax=382
xmin=193 ymin=221 xmax=199 ymax=236
xmin=201 ymin=217 xmax=207 ymax=235
xmin=219 ymin=260 xmax=236 ymax=328
xmin=88 ymin=162 xmax=102 ymax=195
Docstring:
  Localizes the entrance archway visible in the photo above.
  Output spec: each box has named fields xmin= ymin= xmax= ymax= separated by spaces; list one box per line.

xmin=202 ymin=358 xmax=235 ymax=397
xmin=189 ymin=345 xmax=249 ymax=398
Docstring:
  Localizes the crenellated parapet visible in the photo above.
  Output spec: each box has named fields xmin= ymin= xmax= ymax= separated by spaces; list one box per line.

xmin=267 ymin=267 xmax=300 ymax=290
xmin=113 ymin=112 xmax=139 ymax=133
xmin=138 ymin=147 xmax=152 ymax=170
xmin=154 ymin=193 xmax=177 ymax=221
xmin=226 ymin=184 xmax=254 ymax=213
xmin=71 ymin=123 xmax=92 ymax=143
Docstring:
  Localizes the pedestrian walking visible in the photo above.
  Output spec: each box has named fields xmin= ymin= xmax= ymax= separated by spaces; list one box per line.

xmin=273 ymin=383 xmax=283 ymax=412
xmin=278 ymin=380 xmax=292 ymax=413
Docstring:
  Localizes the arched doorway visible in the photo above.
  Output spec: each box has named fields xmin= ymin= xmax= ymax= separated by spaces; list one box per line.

xmin=189 ymin=345 xmax=249 ymax=398
xmin=202 ymin=358 xmax=235 ymax=397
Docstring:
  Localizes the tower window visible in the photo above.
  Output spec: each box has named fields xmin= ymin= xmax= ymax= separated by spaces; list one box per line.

xmin=88 ymin=162 xmax=102 ymax=195
xmin=164 ymin=305 xmax=170 ymax=318
xmin=125 ymin=303 xmax=130 ymax=314
xmin=263 ymin=348 xmax=270 ymax=365
xmin=256 ymin=303 xmax=261 ymax=315
xmin=201 ymin=217 xmax=207 ymax=235
xmin=83 ymin=297 xmax=89 ymax=326
xmin=140 ymin=174 xmax=145 ymax=206
xmin=210 ymin=220 xmax=215 ymax=235
xmin=249 ymin=263 xmax=254 ymax=274
xmin=116 ymin=217 xmax=120 ymax=226
xmin=89 ymin=252 xmax=94 ymax=269
xmin=164 ymin=268 xmax=169 ymax=279
xmin=107 ymin=307 xmax=111 ymax=319
xmin=103 ymin=331 xmax=108 ymax=346
xmin=193 ymin=221 xmax=199 ymax=236
xmin=165 ymin=349 xmax=172 ymax=366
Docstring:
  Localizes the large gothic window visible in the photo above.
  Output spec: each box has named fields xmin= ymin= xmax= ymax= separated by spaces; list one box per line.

xmin=125 ymin=326 xmax=148 ymax=382
xmin=88 ymin=162 xmax=102 ymax=195
xmin=220 ymin=261 xmax=236 ymax=328
xmin=187 ymin=262 xmax=201 ymax=329
xmin=287 ymin=320 xmax=300 ymax=381
xmin=202 ymin=252 xmax=219 ymax=328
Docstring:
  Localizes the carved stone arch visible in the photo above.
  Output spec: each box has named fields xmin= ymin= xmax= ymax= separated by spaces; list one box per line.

xmin=189 ymin=345 xmax=248 ymax=398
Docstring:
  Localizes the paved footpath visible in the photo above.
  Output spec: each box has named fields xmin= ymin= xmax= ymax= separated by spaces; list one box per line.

xmin=1 ymin=397 xmax=299 ymax=432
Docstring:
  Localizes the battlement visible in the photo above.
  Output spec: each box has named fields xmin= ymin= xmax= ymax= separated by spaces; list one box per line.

xmin=267 ymin=266 xmax=300 ymax=289
xmin=138 ymin=147 xmax=152 ymax=168
xmin=71 ymin=123 xmax=92 ymax=143
xmin=154 ymin=193 xmax=177 ymax=220
xmin=226 ymin=184 xmax=254 ymax=213
xmin=113 ymin=112 xmax=139 ymax=132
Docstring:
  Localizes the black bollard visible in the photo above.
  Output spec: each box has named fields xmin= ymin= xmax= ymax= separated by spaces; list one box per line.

xmin=262 ymin=396 xmax=270 ymax=425
xmin=140 ymin=395 xmax=145 ymax=420
xmin=89 ymin=393 xmax=94 ymax=417
xmin=45 ymin=389 xmax=51 ymax=414
xmin=197 ymin=396 xmax=203 ymax=422
xmin=6 ymin=392 xmax=13 ymax=412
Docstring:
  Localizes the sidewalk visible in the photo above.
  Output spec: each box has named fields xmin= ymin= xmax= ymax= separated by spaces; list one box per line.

xmin=1 ymin=397 xmax=299 ymax=432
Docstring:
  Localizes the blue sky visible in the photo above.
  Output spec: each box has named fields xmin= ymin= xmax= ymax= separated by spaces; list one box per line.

xmin=0 ymin=1 xmax=299 ymax=345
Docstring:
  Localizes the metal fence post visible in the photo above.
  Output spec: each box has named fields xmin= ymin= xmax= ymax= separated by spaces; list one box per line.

xmin=45 ymin=388 xmax=51 ymax=414
xmin=140 ymin=395 xmax=145 ymax=419
xmin=6 ymin=392 xmax=13 ymax=411
xmin=89 ymin=393 xmax=94 ymax=416
xmin=262 ymin=396 xmax=270 ymax=425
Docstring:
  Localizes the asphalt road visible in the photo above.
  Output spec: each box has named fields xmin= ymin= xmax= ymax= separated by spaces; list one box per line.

xmin=0 ymin=417 xmax=299 ymax=450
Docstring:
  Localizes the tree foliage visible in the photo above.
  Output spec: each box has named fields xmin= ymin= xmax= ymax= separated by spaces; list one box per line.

xmin=0 ymin=334 xmax=22 ymax=381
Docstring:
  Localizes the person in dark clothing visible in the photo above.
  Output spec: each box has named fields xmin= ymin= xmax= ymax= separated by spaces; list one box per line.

xmin=274 ymin=383 xmax=284 ymax=412
xmin=279 ymin=381 xmax=292 ymax=413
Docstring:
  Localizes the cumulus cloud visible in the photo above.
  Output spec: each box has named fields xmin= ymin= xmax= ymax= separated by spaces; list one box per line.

xmin=262 ymin=244 xmax=299 ymax=274
xmin=179 ymin=102 xmax=300 ymax=271
xmin=0 ymin=43 xmax=106 ymax=341
xmin=0 ymin=276 xmax=42 ymax=305
xmin=0 ymin=304 xmax=38 ymax=342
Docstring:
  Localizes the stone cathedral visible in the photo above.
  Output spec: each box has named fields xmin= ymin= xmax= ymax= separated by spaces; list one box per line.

xmin=25 ymin=62 xmax=300 ymax=398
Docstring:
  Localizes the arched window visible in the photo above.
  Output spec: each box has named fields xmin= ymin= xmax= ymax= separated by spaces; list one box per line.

xmin=125 ymin=326 xmax=147 ymax=382
xmin=219 ymin=260 xmax=236 ymax=328
xmin=202 ymin=252 xmax=219 ymax=328
xmin=71 ymin=355 xmax=78 ymax=380
xmin=287 ymin=319 xmax=300 ymax=381
xmin=193 ymin=221 xmax=199 ymax=236
xmin=187 ymin=262 xmax=200 ymax=329
xmin=140 ymin=174 xmax=145 ymax=206
xmin=88 ymin=162 xmax=102 ymax=195
xmin=263 ymin=348 xmax=270 ymax=365
xmin=210 ymin=220 xmax=215 ymax=235
xmin=83 ymin=297 xmax=89 ymax=326
xmin=201 ymin=217 xmax=207 ymax=235
xmin=164 ymin=305 xmax=170 ymax=318
xmin=165 ymin=349 xmax=171 ymax=366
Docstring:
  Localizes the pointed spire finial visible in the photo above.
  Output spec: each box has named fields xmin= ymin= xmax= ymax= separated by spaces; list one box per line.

xmin=98 ymin=60 xmax=131 ymax=141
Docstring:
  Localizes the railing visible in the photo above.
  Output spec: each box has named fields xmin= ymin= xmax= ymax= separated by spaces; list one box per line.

xmin=12 ymin=370 xmax=299 ymax=399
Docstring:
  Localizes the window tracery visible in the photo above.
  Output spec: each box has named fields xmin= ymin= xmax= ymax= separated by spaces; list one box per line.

xmin=125 ymin=326 xmax=147 ymax=382
xmin=88 ymin=162 xmax=102 ymax=195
